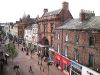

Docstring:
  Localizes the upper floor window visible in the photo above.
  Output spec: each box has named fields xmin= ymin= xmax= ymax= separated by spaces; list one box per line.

xmin=75 ymin=32 xmax=79 ymax=44
xmin=89 ymin=36 xmax=95 ymax=46
xmin=57 ymin=44 xmax=60 ymax=53
xmin=65 ymin=46 xmax=68 ymax=57
xmin=65 ymin=34 xmax=69 ymax=42
xmin=51 ymin=36 xmax=53 ymax=46
xmin=75 ymin=48 xmax=79 ymax=62
xmin=89 ymin=54 xmax=94 ymax=68
xmin=51 ymin=23 xmax=54 ymax=32
xmin=57 ymin=34 xmax=60 ymax=39
xmin=44 ymin=24 xmax=48 ymax=32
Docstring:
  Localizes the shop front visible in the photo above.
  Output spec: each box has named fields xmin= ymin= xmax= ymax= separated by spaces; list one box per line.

xmin=71 ymin=60 xmax=82 ymax=75
xmin=54 ymin=53 xmax=71 ymax=75
xmin=54 ymin=53 xmax=62 ymax=70
xmin=61 ymin=56 xmax=71 ymax=75
xmin=82 ymin=65 xmax=100 ymax=75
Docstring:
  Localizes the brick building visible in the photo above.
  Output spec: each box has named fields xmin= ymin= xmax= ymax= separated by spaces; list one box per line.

xmin=16 ymin=14 xmax=35 ymax=39
xmin=55 ymin=10 xmax=100 ymax=73
xmin=37 ymin=1 xmax=73 ymax=47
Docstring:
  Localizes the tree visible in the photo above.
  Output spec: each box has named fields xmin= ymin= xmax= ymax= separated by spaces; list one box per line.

xmin=7 ymin=43 xmax=18 ymax=63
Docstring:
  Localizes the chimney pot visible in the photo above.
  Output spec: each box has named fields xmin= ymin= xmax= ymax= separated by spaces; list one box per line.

xmin=43 ymin=8 xmax=48 ymax=14
xmin=62 ymin=1 xmax=69 ymax=10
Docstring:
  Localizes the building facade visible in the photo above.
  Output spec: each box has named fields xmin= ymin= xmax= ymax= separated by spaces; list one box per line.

xmin=16 ymin=14 xmax=35 ymax=39
xmin=54 ymin=10 xmax=100 ymax=74
xmin=37 ymin=1 xmax=73 ymax=47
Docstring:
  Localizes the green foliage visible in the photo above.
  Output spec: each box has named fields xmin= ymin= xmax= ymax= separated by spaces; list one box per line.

xmin=8 ymin=43 xmax=18 ymax=59
xmin=2 ymin=30 xmax=6 ymax=36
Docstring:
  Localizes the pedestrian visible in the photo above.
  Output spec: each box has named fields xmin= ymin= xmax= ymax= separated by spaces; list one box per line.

xmin=21 ymin=47 xmax=24 ymax=52
xmin=29 ymin=65 xmax=33 ymax=72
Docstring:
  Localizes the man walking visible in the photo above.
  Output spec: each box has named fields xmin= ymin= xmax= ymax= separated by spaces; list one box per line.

xmin=29 ymin=65 xmax=33 ymax=72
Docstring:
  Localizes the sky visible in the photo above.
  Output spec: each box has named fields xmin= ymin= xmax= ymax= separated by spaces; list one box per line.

xmin=0 ymin=0 xmax=100 ymax=23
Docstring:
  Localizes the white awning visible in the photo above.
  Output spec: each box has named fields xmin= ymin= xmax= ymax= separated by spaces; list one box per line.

xmin=49 ymin=47 xmax=55 ymax=52
xmin=37 ymin=44 xmax=49 ymax=47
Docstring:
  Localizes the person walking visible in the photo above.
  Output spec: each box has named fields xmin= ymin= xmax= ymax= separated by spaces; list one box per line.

xmin=29 ymin=65 xmax=33 ymax=72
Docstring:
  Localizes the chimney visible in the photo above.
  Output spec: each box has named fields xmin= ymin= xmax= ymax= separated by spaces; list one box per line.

xmin=80 ymin=9 xmax=95 ymax=21
xmin=43 ymin=8 xmax=48 ymax=14
xmin=62 ymin=1 xmax=69 ymax=10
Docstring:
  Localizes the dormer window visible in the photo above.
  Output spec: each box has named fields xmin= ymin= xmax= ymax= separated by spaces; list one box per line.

xmin=89 ymin=36 xmax=95 ymax=46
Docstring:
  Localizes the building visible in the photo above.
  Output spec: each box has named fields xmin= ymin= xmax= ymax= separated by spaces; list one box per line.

xmin=55 ymin=10 xmax=100 ymax=74
xmin=16 ymin=14 xmax=36 ymax=40
xmin=37 ymin=2 xmax=73 ymax=64
xmin=37 ymin=1 xmax=73 ymax=47
xmin=31 ymin=24 xmax=38 ymax=47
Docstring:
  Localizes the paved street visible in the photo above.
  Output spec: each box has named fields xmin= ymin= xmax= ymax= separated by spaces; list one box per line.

xmin=2 ymin=44 xmax=64 ymax=75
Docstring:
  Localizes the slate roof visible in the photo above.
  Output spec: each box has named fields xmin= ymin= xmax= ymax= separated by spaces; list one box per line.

xmin=43 ymin=9 xmax=62 ymax=17
xmin=25 ymin=24 xmax=32 ymax=30
xmin=57 ymin=16 xmax=100 ymax=30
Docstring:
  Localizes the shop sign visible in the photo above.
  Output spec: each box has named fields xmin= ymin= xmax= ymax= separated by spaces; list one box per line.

xmin=61 ymin=56 xmax=70 ymax=65
xmin=54 ymin=53 xmax=61 ymax=60
xmin=82 ymin=66 xmax=100 ymax=75
xmin=71 ymin=60 xmax=82 ymax=70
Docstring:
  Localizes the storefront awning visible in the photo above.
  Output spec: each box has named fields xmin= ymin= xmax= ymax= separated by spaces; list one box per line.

xmin=49 ymin=47 xmax=55 ymax=52
xmin=37 ymin=44 xmax=49 ymax=47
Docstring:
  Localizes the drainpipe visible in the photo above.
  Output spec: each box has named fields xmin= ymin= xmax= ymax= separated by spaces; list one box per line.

xmin=61 ymin=29 xmax=63 ymax=55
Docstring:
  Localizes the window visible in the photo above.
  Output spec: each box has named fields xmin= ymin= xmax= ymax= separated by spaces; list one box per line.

xmin=57 ymin=44 xmax=60 ymax=53
xmin=65 ymin=34 xmax=69 ymax=42
xmin=65 ymin=47 xmax=68 ymax=57
xmin=57 ymin=34 xmax=60 ymax=39
xmin=89 ymin=54 xmax=94 ymax=68
xmin=51 ymin=36 xmax=53 ymax=46
xmin=51 ymin=23 xmax=53 ymax=32
xmin=45 ymin=24 xmax=48 ymax=32
xmin=63 ymin=64 xmax=68 ymax=72
xmin=75 ymin=49 xmax=79 ymax=62
xmin=75 ymin=33 xmax=79 ymax=44
xmin=89 ymin=36 xmax=95 ymax=46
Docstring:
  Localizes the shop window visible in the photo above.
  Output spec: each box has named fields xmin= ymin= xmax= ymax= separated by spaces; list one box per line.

xmin=75 ymin=49 xmax=79 ymax=62
xmin=63 ymin=64 xmax=68 ymax=72
xmin=89 ymin=36 xmax=95 ymax=46
xmin=89 ymin=54 xmax=94 ymax=68
xmin=56 ymin=60 xmax=60 ymax=69
xmin=71 ymin=66 xmax=81 ymax=75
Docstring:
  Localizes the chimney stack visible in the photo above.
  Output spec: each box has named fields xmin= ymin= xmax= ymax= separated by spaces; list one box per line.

xmin=62 ymin=1 xmax=69 ymax=10
xmin=80 ymin=9 xmax=95 ymax=21
xmin=43 ymin=8 xmax=48 ymax=14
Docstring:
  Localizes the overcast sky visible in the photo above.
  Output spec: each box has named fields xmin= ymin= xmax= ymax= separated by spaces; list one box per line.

xmin=0 ymin=0 xmax=100 ymax=22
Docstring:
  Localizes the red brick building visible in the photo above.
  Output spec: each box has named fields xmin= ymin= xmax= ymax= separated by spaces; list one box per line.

xmin=38 ymin=1 xmax=73 ymax=47
xmin=16 ymin=14 xmax=35 ymax=39
xmin=55 ymin=10 xmax=100 ymax=73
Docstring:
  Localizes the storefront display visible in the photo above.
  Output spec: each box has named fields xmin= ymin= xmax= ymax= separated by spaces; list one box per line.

xmin=54 ymin=53 xmax=71 ymax=75
xmin=61 ymin=56 xmax=70 ymax=75
xmin=82 ymin=66 xmax=100 ymax=75
xmin=71 ymin=60 xmax=82 ymax=75
xmin=54 ymin=53 xmax=61 ymax=70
